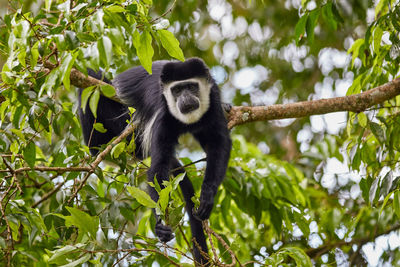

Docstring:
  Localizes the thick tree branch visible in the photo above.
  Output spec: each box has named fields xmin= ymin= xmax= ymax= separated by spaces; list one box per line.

xmin=47 ymin=64 xmax=400 ymax=129
xmin=227 ymin=78 xmax=400 ymax=128
xmin=43 ymin=62 xmax=121 ymax=103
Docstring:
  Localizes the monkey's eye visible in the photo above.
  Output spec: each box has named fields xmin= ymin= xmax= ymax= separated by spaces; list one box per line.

xmin=188 ymin=83 xmax=199 ymax=93
xmin=171 ymin=86 xmax=183 ymax=96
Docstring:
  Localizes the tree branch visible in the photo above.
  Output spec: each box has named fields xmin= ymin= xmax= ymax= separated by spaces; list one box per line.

xmin=43 ymin=62 xmax=121 ymax=103
xmin=48 ymin=63 xmax=400 ymax=129
xmin=2 ymin=63 xmax=397 ymax=129
xmin=227 ymin=78 xmax=400 ymax=128
xmin=67 ymin=124 xmax=135 ymax=204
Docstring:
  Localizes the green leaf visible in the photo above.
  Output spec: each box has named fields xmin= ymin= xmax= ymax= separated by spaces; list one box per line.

xmin=127 ymin=186 xmax=157 ymax=208
xmin=65 ymin=207 xmax=99 ymax=239
xmin=105 ymin=5 xmax=126 ymax=13
xmin=126 ymin=134 xmax=136 ymax=153
xmin=358 ymin=112 xmax=368 ymax=127
xmin=60 ymin=52 xmax=78 ymax=90
xmin=293 ymin=211 xmax=309 ymax=236
xmin=89 ymin=89 xmax=100 ymax=118
xmin=98 ymin=36 xmax=112 ymax=67
xmin=60 ymin=254 xmax=91 ymax=267
xmin=279 ymin=247 xmax=312 ymax=267
xmin=269 ymin=204 xmax=282 ymax=234
xmin=380 ymin=191 xmax=394 ymax=215
xmin=39 ymin=67 xmax=61 ymax=97
xmin=380 ymin=171 xmax=393 ymax=198
xmin=100 ymin=84 xmax=116 ymax=98
xmin=322 ymin=2 xmax=337 ymax=30
xmin=331 ymin=3 xmax=344 ymax=23
xmin=108 ymin=28 xmax=125 ymax=47
xmin=111 ymin=142 xmax=126 ymax=158
xmin=65 ymin=31 xmax=80 ymax=50
xmin=31 ymin=41 xmax=39 ymax=68
xmin=45 ymin=0 xmax=52 ymax=11
xmin=375 ymin=0 xmax=388 ymax=18
xmin=369 ymin=121 xmax=385 ymax=144
xmin=48 ymin=244 xmax=84 ymax=263
xmin=373 ymin=26 xmax=383 ymax=54
xmin=168 ymin=204 xmax=184 ymax=228
xmin=17 ymin=48 xmax=26 ymax=67
xmin=12 ymin=105 xmax=23 ymax=128
xmin=359 ymin=177 xmax=372 ymax=203
xmin=191 ymin=196 xmax=200 ymax=209
xmin=23 ymin=142 xmax=36 ymax=169
xmin=158 ymin=185 xmax=172 ymax=213
xmin=348 ymin=39 xmax=365 ymax=67
xmin=158 ymin=30 xmax=184 ymax=61
xmin=172 ymin=173 xmax=185 ymax=190
xmin=80 ymin=86 xmax=95 ymax=112
xmin=369 ymin=177 xmax=380 ymax=206
xmin=93 ymin=123 xmax=107 ymax=133
xmin=133 ymin=30 xmax=154 ymax=74
xmin=295 ymin=15 xmax=308 ymax=45
xmin=394 ymin=191 xmax=400 ymax=219
xmin=305 ymin=9 xmax=320 ymax=44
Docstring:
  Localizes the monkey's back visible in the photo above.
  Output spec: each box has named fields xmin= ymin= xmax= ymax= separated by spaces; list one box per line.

xmin=112 ymin=61 xmax=169 ymax=124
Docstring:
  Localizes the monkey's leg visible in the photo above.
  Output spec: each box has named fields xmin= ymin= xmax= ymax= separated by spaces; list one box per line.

xmin=171 ymin=158 xmax=209 ymax=266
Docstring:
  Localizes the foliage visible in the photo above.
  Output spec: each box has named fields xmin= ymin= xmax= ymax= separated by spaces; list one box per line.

xmin=1 ymin=0 xmax=400 ymax=266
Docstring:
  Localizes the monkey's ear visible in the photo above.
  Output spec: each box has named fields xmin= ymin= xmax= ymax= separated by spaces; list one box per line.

xmin=160 ymin=58 xmax=211 ymax=84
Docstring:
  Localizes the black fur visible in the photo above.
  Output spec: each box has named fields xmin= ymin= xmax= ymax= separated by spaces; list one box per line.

xmin=78 ymin=58 xmax=232 ymax=266
xmin=160 ymin=58 xmax=211 ymax=84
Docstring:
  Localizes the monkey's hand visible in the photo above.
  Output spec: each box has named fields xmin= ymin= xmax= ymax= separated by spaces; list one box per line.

xmin=193 ymin=187 xmax=215 ymax=221
xmin=155 ymin=220 xmax=174 ymax=242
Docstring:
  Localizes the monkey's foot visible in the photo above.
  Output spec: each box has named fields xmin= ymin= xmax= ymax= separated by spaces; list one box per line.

xmin=155 ymin=222 xmax=174 ymax=242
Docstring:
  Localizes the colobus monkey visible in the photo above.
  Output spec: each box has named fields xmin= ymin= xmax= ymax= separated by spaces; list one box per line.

xmin=78 ymin=58 xmax=232 ymax=265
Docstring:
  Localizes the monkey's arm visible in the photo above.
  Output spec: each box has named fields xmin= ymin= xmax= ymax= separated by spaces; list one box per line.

xmin=146 ymin=121 xmax=178 ymax=242
xmin=193 ymin=129 xmax=232 ymax=220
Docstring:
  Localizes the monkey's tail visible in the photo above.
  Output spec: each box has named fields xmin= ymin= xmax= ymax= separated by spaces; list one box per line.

xmin=78 ymin=69 xmax=130 ymax=155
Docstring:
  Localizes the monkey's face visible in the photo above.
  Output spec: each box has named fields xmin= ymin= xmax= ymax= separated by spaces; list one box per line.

xmin=171 ymin=82 xmax=200 ymax=114
xmin=163 ymin=78 xmax=211 ymax=124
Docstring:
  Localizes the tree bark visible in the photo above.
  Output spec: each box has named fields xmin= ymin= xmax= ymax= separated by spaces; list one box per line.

xmin=227 ymin=78 xmax=400 ymax=128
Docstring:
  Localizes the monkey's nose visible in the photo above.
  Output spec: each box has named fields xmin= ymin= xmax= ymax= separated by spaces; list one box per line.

xmin=179 ymin=99 xmax=200 ymax=114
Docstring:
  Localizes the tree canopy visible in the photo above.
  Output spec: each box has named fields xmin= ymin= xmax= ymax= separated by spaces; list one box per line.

xmin=1 ymin=0 xmax=400 ymax=266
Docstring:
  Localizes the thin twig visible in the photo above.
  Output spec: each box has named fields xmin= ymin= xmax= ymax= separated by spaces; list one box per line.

xmin=31 ymin=180 xmax=66 ymax=208
xmin=203 ymin=221 xmax=238 ymax=267
xmin=306 ymin=224 xmax=400 ymax=258
xmin=67 ymin=124 xmax=135 ymax=204
xmin=0 ymin=166 xmax=92 ymax=174
xmin=203 ymin=221 xmax=219 ymax=265
xmin=0 ymin=180 xmax=15 ymax=266
xmin=81 ymin=247 xmax=181 ymax=266
xmin=2 ymin=158 xmax=22 ymax=194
